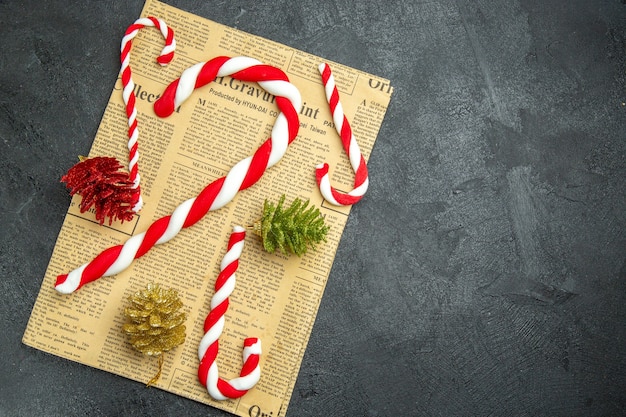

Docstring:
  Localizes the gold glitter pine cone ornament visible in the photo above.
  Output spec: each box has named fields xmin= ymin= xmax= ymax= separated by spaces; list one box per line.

xmin=122 ymin=283 xmax=187 ymax=386
xmin=253 ymin=195 xmax=329 ymax=256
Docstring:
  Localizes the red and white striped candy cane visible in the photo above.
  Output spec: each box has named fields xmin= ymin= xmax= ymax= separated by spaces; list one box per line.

xmin=198 ymin=226 xmax=261 ymax=400
xmin=315 ymin=63 xmax=369 ymax=206
xmin=120 ymin=16 xmax=176 ymax=212
xmin=55 ymin=56 xmax=301 ymax=294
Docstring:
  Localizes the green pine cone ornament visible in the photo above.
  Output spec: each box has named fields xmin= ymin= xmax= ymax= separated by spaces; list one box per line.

xmin=122 ymin=283 xmax=187 ymax=386
xmin=253 ymin=195 xmax=329 ymax=256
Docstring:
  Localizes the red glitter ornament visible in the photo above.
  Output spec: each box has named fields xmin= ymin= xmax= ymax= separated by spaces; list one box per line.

xmin=61 ymin=156 xmax=140 ymax=225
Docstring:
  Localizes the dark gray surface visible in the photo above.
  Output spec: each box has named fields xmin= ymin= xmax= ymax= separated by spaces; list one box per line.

xmin=1 ymin=0 xmax=625 ymax=416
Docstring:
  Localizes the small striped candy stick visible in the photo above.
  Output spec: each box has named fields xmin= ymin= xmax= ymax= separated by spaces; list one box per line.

xmin=315 ymin=63 xmax=369 ymax=206
xmin=120 ymin=17 xmax=176 ymax=212
xmin=198 ymin=226 xmax=261 ymax=400
xmin=55 ymin=57 xmax=301 ymax=294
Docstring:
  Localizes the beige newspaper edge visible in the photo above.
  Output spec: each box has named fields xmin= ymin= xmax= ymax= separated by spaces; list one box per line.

xmin=22 ymin=1 xmax=393 ymax=416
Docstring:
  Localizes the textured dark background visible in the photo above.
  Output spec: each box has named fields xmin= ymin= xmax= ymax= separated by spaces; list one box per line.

xmin=1 ymin=0 xmax=625 ymax=416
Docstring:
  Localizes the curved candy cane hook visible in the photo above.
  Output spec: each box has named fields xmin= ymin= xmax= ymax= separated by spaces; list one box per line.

xmin=198 ymin=226 xmax=261 ymax=400
xmin=120 ymin=16 xmax=176 ymax=212
xmin=55 ymin=56 xmax=301 ymax=294
xmin=316 ymin=63 xmax=369 ymax=206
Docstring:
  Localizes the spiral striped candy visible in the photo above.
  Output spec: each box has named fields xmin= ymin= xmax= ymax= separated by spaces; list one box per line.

xmin=120 ymin=16 xmax=176 ymax=212
xmin=55 ymin=56 xmax=301 ymax=294
xmin=198 ymin=226 xmax=261 ymax=400
xmin=315 ymin=63 xmax=369 ymax=206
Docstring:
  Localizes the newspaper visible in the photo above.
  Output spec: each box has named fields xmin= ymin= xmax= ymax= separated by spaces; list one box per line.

xmin=22 ymin=1 xmax=392 ymax=416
